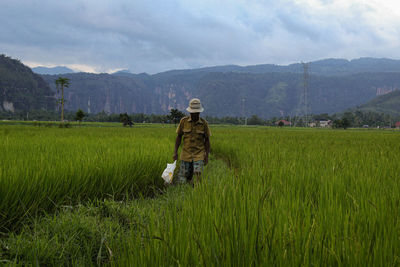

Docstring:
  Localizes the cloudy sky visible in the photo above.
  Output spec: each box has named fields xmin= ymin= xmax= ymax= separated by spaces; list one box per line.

xmin=1 ymin=0 xmax=400 ymax=74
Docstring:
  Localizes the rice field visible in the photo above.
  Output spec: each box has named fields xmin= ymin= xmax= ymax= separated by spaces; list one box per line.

xmin=0 ymin=124 xmax=173 ymax=231
xmin=1 ymin=123 xmax=400 ymax=266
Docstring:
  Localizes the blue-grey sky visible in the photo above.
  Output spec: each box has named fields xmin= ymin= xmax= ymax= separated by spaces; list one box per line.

xmin=1 ymin=0 xmax=400 ymax=74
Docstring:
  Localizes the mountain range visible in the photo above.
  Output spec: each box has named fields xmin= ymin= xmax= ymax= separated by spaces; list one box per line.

xmin=40 ymin=58 xmax=400 ymax=118
xmin=2 ymin=54 xmax=400 ymax=118
xmin=0 ymin=54 xmax=55 ymax=112
xmin=32 ymin=66 xmax=75 ymax=75
xmin=34 ymin=57 xmax=400 ymax=76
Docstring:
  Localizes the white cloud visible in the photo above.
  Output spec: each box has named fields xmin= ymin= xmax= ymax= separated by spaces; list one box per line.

xmin=1 ymin=0 xmax=400 ymax=73
xmin=24 ymin=61 xmax=98 ymax=73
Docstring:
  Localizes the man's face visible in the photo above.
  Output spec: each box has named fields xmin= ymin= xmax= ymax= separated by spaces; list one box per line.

xmin=190 ymin=112 xmax=200 ymax=121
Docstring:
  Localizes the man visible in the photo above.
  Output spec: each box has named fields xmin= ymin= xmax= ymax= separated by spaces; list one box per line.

xmin=173 ymin=98 xmax=211 ymax=185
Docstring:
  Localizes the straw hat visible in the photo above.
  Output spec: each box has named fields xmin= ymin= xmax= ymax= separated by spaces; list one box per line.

xmin=186 ymin=98 xmax=204 ymax=113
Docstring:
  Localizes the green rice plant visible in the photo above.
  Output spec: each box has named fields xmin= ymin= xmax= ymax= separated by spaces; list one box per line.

xmin=0 ymin=125 xmax=176 ymax=231
xmin=2 ymin=125 xmax=400 ymax=266
xmin=116 ymin=127 xmax=400 ymax=266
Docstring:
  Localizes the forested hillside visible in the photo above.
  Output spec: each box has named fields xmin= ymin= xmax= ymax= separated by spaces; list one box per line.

xmin=42 ymin=73 xmax=160 ymax=114
xmin=134 ymin=57 xmax=400 ymax=76
xmin=194 ymin=72 xmax=400 ymax=117
xmin=3 ymin=53 xmax=400 ymax=118
xmin=42 ymin=69 xmax=400 ymax=118
xmin=0 ymin=55 xmax=55 ymax=112
xmin=354 ymin=90 xmax=400 ymax=116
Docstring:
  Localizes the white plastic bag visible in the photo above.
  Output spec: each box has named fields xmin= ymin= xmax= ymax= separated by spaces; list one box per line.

xmin=161 ymin=160 xmax=176 ymax=184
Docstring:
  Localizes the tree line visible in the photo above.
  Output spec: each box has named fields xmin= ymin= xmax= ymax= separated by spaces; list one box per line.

xmin=1 ymin=109 xmax=399 ymax=128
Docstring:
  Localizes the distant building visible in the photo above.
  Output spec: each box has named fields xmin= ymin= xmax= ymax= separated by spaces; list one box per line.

xmin=319 ymin=120 xmax=332 ymax=127
xmin=362 ymin=125 xmax=369 ymax=128
xmin=275 ymin=120 xmax=291 ymax=126
xmin=395 ymin=122 xmax=400 ymax=129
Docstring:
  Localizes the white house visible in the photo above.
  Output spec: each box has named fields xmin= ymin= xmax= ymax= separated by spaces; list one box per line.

xmin=319 ymin=120 xmax=332 ymax=127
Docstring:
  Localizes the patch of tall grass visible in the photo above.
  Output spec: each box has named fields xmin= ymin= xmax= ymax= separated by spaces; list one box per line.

xmin=1 ymin=126 xmax=400 ymax=265
xmin=118 ymin=128 xmax=400 ymax=266
xmin=0 ymin=125 xmax=174 ymax=231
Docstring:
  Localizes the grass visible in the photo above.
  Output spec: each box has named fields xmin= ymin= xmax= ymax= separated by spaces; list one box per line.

xmin=1 ymin=124 xmax=400 ymax=266
xmin=0 ymin=124 xmax=174 ymax=231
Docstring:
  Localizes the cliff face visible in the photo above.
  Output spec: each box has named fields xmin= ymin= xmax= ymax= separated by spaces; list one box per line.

xmin=42 ymin=73 xmax=156 ymax=115
xmin=0 ymin=55 xmax=56 ymax=112
xmin=3 ymin=54 xmax=400 ymax=117
xmin=41 ymin=70 xmax=400 ymax=118
xmin=32 ymin=57 xmax=400 ymax=117
xmin=41 ymin=71 xmax=204 ymax=115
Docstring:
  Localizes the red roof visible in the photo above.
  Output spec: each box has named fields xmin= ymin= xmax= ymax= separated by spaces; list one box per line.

xmin=275 ymin=120 xmax=291 ymax=125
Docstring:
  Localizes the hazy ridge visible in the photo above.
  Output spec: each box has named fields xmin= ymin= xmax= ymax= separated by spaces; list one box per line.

xmin=2 ymin=55 xmax=400 ymax=117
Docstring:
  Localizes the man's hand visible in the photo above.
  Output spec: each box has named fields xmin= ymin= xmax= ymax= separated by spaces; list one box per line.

xmin=172 ymin=134 xmax=182 ymax=160
xmin=174 ymin=134 xmax=182 ymax=162
xmin=204 ymin=153 xmax=209 ymax=166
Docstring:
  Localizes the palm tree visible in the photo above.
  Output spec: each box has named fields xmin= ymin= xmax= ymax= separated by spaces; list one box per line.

xmin=55 ymin=77 xmax=70 ymax=123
